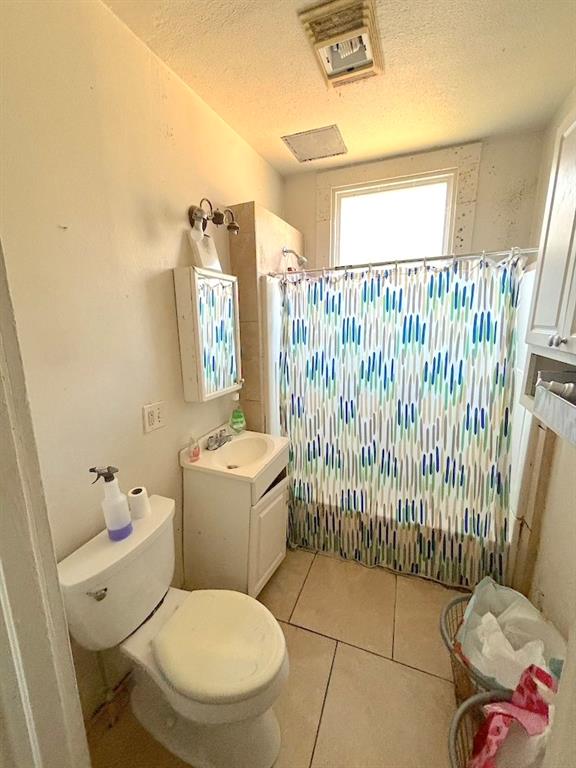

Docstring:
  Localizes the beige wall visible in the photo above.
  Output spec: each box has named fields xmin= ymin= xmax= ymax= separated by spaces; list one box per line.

xmin=543 ymin=619 xmax=576 ymax=768
xmin=529 ymin=438 xmax=576 ymax=638
xmin=285 ymin=130 xmax=544 ymax=266
xmin=0 ymin=0 xmax=282 ymax=717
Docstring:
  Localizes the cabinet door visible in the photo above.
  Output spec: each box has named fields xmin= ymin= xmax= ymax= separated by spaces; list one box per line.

xmin=527 ymin=108 xmax=576 ymax=352
xmin=174 ymin=267 xmax=243 ymax=402
xmin=248 ymin=477 xmax=289 ymax=597
xmin=558 ymin=235 xmax=576 ymax=355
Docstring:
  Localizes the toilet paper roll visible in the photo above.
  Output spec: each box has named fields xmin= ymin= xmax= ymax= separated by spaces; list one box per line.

xmin=128 ymin=486 xmax=151 ymax=519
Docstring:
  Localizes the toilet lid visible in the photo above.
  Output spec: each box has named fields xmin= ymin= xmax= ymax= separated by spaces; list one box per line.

xmin=151 ymin=590 xmax=286 ymax=704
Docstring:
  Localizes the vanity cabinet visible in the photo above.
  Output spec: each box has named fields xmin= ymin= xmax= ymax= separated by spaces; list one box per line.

xmin=179 ymin=432 xmax=290 ymax=597
xmin=526 ymin=106 xmax=576 ymax=358
xmin=173 ymin=267 xmax=242 ymax=402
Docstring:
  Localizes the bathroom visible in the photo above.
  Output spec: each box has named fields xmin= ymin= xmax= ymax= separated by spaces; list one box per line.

xmin=0 ymin=1 xmax=575 ymax=767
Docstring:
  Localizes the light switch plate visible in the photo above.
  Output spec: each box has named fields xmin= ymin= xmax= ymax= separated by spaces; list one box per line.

xmin=142 ymin=401 xmax=166 ymax=433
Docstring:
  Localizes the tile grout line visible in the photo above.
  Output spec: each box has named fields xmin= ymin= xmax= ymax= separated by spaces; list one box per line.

xmin=286 ymin=619 xmax=454 ymax=685
xmin=288 ymin=552 xmax=316 ymax=624
xmin=308 ymin=640 xmax=338 ymax=768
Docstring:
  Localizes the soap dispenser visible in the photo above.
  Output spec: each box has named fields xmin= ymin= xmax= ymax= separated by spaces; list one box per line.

xmin=229 ymin=393 xmax=246 ymax=433
xmin=90 ymin=466 xmax=133 ymax=541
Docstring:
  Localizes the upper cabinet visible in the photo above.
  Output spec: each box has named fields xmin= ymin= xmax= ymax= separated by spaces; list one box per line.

xmin=527 ymin=107 xmax=576 ymax=357
xmin=174 ymin=267 xmax=242 ymax=402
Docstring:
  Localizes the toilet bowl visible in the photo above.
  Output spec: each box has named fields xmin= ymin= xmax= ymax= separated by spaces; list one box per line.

xmin=57 ymin=495 xmax=288 ymax=768
xmin=122 ymin=587 xmax=288 ymax=768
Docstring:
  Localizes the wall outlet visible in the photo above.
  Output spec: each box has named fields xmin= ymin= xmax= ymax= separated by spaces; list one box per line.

xmin=142 ymin=401 xmax=166 ymax=433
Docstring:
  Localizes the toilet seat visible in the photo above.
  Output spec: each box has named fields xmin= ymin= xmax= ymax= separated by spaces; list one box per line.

xmin=152 ymin=590 xmax=286 ymax=704
xmin=121 ymin=587 xmax=289 ymax=725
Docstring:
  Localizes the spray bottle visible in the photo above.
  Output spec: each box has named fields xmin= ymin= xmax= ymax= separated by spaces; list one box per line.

xmin=89 ymin=466 xmax=133 ymax=541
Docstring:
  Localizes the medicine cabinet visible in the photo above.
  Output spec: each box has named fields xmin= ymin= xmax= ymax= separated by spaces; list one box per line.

xmin=526 ymin=106 xmax=576 ymax=359
xmin=174 ymin=267 xmax=242 ymax=402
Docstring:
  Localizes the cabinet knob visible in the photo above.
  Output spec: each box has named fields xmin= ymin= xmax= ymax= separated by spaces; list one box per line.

xmin=557 ymin=337 xmax=568 ymax=346
xmin=547 ymin=334 xmax=556 ymax=347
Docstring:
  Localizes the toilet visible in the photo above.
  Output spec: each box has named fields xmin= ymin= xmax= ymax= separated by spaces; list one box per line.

xmin=57 ymin=495 xmax=288 ymax=768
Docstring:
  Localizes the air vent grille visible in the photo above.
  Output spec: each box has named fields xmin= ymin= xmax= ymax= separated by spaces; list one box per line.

xmin=281 ymin=124 xmax=347 ymax=163
xmin=299 ymin=0 xmax=383 ymax=87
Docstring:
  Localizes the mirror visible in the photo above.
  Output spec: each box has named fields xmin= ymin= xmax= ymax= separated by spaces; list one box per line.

xmin=174 ymin=267 xmax=242 ymax=402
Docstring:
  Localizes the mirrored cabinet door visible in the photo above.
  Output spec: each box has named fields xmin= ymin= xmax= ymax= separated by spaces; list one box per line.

xmin=174 ymin=267 xmax=242 ymax=402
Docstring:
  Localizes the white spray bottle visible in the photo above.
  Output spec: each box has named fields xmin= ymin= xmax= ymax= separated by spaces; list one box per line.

xmin=89 ymin=466 xmax=133 ymax=541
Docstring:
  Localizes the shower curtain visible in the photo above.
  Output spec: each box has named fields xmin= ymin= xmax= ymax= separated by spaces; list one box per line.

xmin=279 ymin=257 xmax=523 ymax=587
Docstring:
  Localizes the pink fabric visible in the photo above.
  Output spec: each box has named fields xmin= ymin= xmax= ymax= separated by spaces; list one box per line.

xmin=468 ymin=666 xmax=556 ymax=768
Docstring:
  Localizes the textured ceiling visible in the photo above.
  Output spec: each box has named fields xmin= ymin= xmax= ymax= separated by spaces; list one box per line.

xmin=105 ymin=0 xmax=576 ymax=175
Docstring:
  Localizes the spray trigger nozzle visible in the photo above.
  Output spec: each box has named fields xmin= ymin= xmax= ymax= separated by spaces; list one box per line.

xmin=89 ymin=466 xmax=119 ymax=484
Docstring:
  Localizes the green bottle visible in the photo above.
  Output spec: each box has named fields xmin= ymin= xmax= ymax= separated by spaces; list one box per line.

xmin=230 ymin=394 xmax=246 ymax=433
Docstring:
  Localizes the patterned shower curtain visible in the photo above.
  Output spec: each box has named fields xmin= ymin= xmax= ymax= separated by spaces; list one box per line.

xmin=279 ymin=257 xmax=523 ymax=587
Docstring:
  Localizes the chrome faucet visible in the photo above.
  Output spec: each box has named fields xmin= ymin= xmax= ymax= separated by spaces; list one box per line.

xmin=205 ymin=429 xmax=232 ymax=451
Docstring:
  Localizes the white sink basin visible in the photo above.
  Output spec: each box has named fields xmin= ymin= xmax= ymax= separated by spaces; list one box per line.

xmin=214 ymin=436 xmax=269 ymax=469
xmin=180 ymin=428 xmax=290 ymax=504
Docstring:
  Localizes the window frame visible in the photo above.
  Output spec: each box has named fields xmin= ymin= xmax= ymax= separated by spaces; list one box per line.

xmin=330 ymin=169 xmax=458 ymax=268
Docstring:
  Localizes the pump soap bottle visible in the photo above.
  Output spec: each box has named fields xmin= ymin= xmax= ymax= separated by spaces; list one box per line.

xmin=230 ymin=393 xmax=246 ymax=433
xmin=90 ymin=466 xmax=133 ymax=541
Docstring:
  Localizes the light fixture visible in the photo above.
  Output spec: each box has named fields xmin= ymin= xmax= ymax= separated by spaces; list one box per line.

xmin=224 ymin=209 xmax=240 ymax=236
xmin=187 ymin=198 xmax=240 ymax=238
xmin=188 ymin=205 xmax=206 ymax=242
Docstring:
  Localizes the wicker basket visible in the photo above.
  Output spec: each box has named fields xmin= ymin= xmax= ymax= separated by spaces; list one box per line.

xmin=448 ymin=689 xmax=514 ymax=768
xmin=440 ymin=594 xmax=510 ymax=705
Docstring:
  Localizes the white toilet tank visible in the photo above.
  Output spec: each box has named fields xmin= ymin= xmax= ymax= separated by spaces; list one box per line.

xmin=58 ymin=495 xmax=175 ymax=651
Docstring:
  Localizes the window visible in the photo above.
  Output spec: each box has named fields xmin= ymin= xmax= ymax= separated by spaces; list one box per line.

xmin=332 ymin=171 xmax=456 ymax=267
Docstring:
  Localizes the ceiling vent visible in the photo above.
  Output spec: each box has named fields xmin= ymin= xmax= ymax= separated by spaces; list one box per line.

xmin=299 ymin=0 xmax=383 ymax=88
xmin=281 ymin=124 xmax=347 ymax=163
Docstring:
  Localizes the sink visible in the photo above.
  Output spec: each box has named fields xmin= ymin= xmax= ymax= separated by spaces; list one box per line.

xmin=214 ymin=436 xmax=269 ymax=469
xmin=180 ymin=428 xmax=290 ymax=504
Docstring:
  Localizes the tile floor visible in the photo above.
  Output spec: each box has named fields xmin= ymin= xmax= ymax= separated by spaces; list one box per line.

xmin=89 ymin=550 xmax=464 ymax=768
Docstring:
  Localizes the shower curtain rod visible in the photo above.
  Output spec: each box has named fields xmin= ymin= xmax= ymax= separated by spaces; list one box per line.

xmin=268 ymin=247 xmax=538 ymax=277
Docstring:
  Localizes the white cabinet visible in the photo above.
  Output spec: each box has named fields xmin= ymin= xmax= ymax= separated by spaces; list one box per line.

xmin=180 ymin=434 xmax=290 ymax=597
xmin=527 ymin=107 xmax=576 ymax=357
xmin=248 ymin=480 xmax=289 ymax=596
xmin=173 ymin=267 xmax=242 ymax=402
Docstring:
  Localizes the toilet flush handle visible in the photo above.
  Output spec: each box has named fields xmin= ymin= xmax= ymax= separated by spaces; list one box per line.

xmin=86 ymin=588 xmax=108 ymax=601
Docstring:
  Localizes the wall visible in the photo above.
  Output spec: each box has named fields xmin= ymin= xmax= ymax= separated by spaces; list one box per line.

xmin=0 ymin=242 xmax=90 ymax=767
xmin=0 ymin=0 xmax=283 ymax=717
xmin=284 ymin=130 xmax=544 ymax=266
xmin=543 ymin=619 xmax=576 ymax=768
xmin=229 ymin=202 xmax=303 ymax=432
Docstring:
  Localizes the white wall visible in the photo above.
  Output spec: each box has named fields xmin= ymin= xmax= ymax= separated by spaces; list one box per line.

xmin=285 ymin=130 xmax=544 ymax=265
xmin=530 ymin=438 xmax=576 ymax=639
xmin=472 ymin=131 xmax=544 ymax=251
xmin=0 ymin=0 xmax=283 ymax=716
